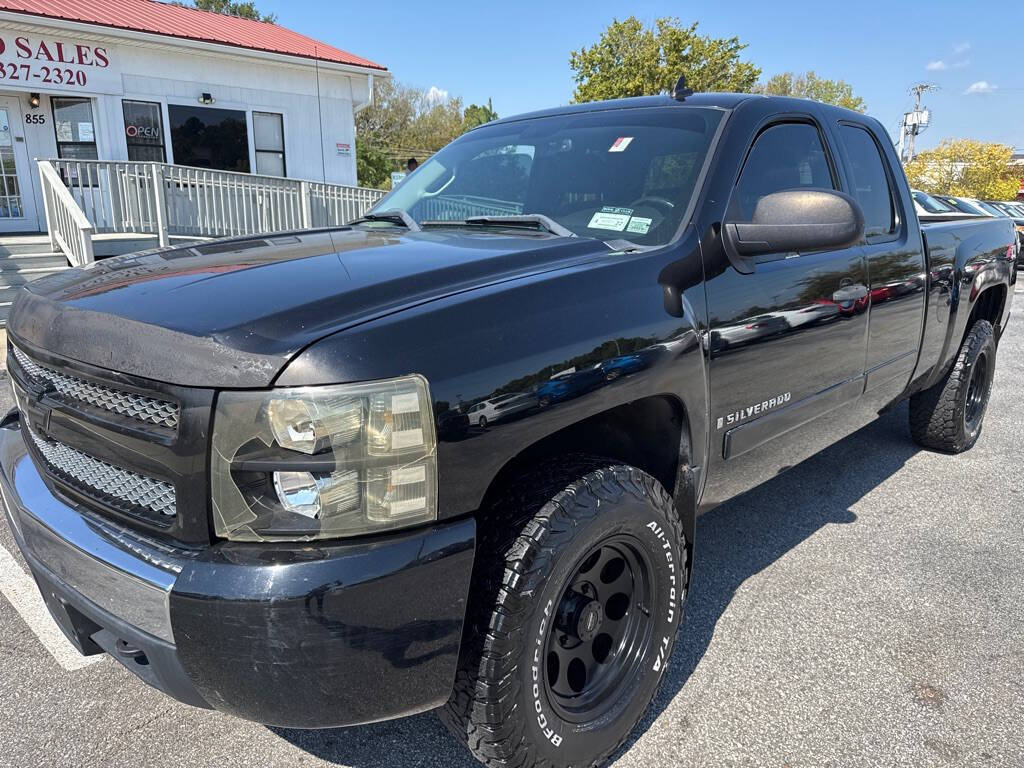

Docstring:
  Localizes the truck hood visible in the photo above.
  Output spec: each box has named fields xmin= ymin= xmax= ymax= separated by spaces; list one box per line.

xmin=9 ymin=228 xmax=611 ymax=387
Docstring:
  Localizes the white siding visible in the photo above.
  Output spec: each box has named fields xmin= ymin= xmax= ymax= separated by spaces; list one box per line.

xmin=0 ymin=16 xmax=375 ymax=230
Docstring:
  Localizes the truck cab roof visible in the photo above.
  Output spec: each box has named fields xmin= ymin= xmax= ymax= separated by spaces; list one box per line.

xmin=485 ymin=92 xmax=870 ymax=127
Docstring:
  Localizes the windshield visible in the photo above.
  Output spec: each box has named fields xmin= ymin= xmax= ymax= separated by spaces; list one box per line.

xmin=912 ymin=190 xmax=954 ymax=213
xmin=989 ymin=202 xmax=1017 ymax=217
xmin=369 ymin=107 xmax=724 ymax=246
xmin=973 ymin=200 xmax=1006 ymax=217
xmin=941 ymin=196 xmax=986 ymax=215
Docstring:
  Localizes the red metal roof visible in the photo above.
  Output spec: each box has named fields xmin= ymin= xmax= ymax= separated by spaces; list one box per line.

xmin=0 ymin=0 xmax=386 ymax=70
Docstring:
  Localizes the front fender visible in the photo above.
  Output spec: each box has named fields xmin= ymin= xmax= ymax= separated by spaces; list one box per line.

xmin=275 ymin=238 xmax=710 ymax=520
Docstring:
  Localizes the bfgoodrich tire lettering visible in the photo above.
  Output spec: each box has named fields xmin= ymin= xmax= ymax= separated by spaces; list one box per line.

xmin=909 ymin=319 xmax=996 ymax=453
xmin=441 ymin=458 xmax=687 ymax=768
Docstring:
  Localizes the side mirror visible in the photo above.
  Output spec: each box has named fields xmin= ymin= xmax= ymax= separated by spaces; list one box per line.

xmin=724 ymin=189 xmax=865 ymax=262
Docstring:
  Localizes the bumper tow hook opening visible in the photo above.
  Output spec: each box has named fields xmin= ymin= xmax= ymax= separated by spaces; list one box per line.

xmin=115 ymin=639 xmax=150 ymax=666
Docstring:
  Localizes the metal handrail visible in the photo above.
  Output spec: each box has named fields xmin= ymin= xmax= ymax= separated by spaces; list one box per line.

xmin=38 ymin=160 xmax=95 ymax=267
xmin=37 ymin=159 xmax=387 ymax=263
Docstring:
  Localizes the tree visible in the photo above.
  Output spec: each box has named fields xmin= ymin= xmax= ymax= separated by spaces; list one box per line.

xmin=904 ymin=139 xmax=1020 ymax=200
xmin=569 ymin=16 xmax=760 ymax=103
xmin=187 ymin=0 xmax=276 ymax=22
xmin=403 ymin=95 xmax=466 ymax=155
xmin=356 ymin=79 xmax=420 ymax=149
xmin=356 ymin=142 xmax=391 ymax=190
xmin=355 ymin=79 xmax=495 ymax=187
xmin=756 ymin=71 xmax=866 ymax=112
xmin=464 ymin=99 xmax=499 ymax=131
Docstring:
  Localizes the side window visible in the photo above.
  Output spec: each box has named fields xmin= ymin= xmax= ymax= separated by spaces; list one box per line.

xmin=733 ymin=123 xmax=834 ymax=221
xmin=839 ymin=124 xmax=895 ymax=237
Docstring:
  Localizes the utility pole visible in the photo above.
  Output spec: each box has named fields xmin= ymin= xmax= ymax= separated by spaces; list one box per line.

xmin=900 ymin=84 xmax=937 ymax=162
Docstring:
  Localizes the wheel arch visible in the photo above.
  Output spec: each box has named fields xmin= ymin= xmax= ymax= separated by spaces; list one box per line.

xmin=477 ymin=394 xmax=697 ymax=546
xmin=965 ymin=282 xmax=1007 ymax=339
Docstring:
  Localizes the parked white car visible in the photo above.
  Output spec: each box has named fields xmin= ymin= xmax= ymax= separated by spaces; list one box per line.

xmin=466 ymin=392 xmax=537 ymax=427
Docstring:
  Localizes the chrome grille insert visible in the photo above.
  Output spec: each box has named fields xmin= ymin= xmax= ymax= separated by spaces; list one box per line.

xmin=10 ymin=346 xmax=179 ymax=429
xmin=26 ymin=425 xmax=177 ymax=518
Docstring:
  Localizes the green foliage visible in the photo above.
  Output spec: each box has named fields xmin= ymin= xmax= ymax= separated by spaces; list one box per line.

xmin=464 ymin=99 xmax=499 ymax=131
xmin=185 ymin=0 xmax=276 ymax=22
xmin=404 ymin=96 xmax=467 ymax=155
xmin=756 ymin=71 xmax=866 ymax=112
xmin=355 ymin=142 xmax=391 ymax=190
xmin=569 ymin=16 xmax=761 ymax=103
xmin=355 ymin=79 xmax=499 ymax=187
xmin=904 ymin=139 xmax=1020 ymax=200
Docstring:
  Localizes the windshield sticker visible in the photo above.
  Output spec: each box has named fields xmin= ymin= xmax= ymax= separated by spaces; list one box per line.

xmin=609 ymin=137 xmax=633 ymax=152
xmin=626 ymin=216 xmax=653 ymax=235
xmin=588 ymin=206 xmax=633 ymax=231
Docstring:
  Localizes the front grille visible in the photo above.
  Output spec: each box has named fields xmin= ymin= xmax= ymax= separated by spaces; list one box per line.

xmin=11 ymin=346 xmax=179 ymax=430
xmin=26 ymin=425 xmax=177 ymax=519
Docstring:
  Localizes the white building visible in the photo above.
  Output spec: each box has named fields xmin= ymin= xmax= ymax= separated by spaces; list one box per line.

xmin=0 ymin=0 xmax=386 ymax=233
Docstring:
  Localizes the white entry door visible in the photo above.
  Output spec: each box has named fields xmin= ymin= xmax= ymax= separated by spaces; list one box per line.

xmin=0 ymin=96 xmax=39 ymax=233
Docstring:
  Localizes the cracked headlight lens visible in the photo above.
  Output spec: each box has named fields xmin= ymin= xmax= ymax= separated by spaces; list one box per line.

xmin=211 ymin=375 xmax=437 ymax=541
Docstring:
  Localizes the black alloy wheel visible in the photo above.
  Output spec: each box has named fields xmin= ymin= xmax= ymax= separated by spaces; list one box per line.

xmin=964 ymin=347 xmax=991 ymax=431
xmin=441 ymin=458 xmax=688 ymax=768
xmin=910 ymin=319 xmax=996 ymax=453
xmin=545 ymin=537 xmax=654 ymax=723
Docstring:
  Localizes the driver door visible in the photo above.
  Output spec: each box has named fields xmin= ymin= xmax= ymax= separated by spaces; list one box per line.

xmin=700 ymin=119 xmax=870 ymax=506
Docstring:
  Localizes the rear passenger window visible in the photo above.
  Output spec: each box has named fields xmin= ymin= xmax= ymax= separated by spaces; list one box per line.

xmin=733 ymin=123 xmax=834 ymax=221
xmin=839 ymin=125 xmax=895 ymax=237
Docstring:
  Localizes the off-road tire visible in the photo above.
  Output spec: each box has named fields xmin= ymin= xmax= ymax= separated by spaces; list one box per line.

xmin=909 ymin=319 xmax=996 ymax=453
xmin=440 ymin=457 xmax=687 ymax=768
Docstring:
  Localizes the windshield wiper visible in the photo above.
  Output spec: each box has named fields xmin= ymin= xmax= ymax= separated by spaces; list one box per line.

xmin=462 ymin=214 xmax=576 ymax=238
xmin=353 ymin=209 xmax=422 ymax=232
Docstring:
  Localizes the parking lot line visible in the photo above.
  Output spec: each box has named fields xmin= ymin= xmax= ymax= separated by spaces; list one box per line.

xmin=0 ymin=541 xmax=101 ymax=671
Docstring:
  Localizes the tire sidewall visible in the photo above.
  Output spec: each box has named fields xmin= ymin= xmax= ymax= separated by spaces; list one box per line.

xmin=516 ymin=495 xmax=684 ymax=766
xmin=960 ymin=324 xmax=996 ymax=448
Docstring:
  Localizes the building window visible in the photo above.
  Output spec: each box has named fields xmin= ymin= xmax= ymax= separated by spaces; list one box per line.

xmin=122 ymin=100 xmax=166 ymax=162
xmin=253 ymin=112 xmax=286 ymax=177
xmin=168 ymin=104 xmax=249 ymax=172
xmin=52 ymin=97 xmax=98 ymax=160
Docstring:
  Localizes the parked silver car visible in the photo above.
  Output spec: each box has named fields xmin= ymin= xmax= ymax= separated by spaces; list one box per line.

xmin=465 ymin=392 xmax=537 ymax=428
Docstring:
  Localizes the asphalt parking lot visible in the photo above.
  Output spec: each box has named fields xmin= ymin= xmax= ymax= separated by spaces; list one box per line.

xmin=1 ymin=290 xmax=1022 ymax=768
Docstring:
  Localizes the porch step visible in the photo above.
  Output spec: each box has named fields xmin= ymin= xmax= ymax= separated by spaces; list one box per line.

xmin=0 ymin=252 xmax=71 ymax=272
xmin=0 ymin=246 xmax=71 ymax=327
xmin=0 ymin=234 xmax=53 ymax=258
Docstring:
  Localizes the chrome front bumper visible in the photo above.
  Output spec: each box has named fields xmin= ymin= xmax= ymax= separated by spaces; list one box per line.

xmin=0 ymin=420 xmax=180 ymax=643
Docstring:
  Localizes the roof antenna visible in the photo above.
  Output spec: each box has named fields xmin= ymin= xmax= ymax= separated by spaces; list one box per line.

xmin=671 ymin=74 xmax=693 ymax=102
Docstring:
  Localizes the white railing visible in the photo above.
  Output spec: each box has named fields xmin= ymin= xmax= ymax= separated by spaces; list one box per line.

xmin=38 ymin=160 xmax=95 ymax=267
xmin=38 ymin=159 xmax=387 ymax=263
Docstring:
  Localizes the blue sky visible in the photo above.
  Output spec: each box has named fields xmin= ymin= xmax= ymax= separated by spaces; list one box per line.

xmin=261 ymin=0 xmax=1023 ymax=151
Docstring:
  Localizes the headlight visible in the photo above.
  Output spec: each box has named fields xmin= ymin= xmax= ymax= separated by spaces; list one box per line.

xmin=211 ymin=375 xmax=437 ymax=541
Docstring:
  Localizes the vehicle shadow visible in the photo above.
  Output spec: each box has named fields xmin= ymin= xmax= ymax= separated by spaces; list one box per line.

xmin=617 ymin=402 xmax=920 ymax=758
xmin=272 ymin=403 xmax=920 ymax=767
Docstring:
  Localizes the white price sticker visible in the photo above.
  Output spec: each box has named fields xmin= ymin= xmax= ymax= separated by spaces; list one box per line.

xmin=626 ymin=216 xmax=653 ymax=235
xmin=587 ymin=206 xmax=633 ymax=232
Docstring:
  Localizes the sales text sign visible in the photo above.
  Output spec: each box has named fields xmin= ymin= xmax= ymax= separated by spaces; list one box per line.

xmin=0 ymin=34 xmax=122 ymax=95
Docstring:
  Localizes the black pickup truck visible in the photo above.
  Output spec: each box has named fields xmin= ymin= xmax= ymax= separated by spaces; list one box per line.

xmin=1 ymin=91 xmax=1016 ymax=768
